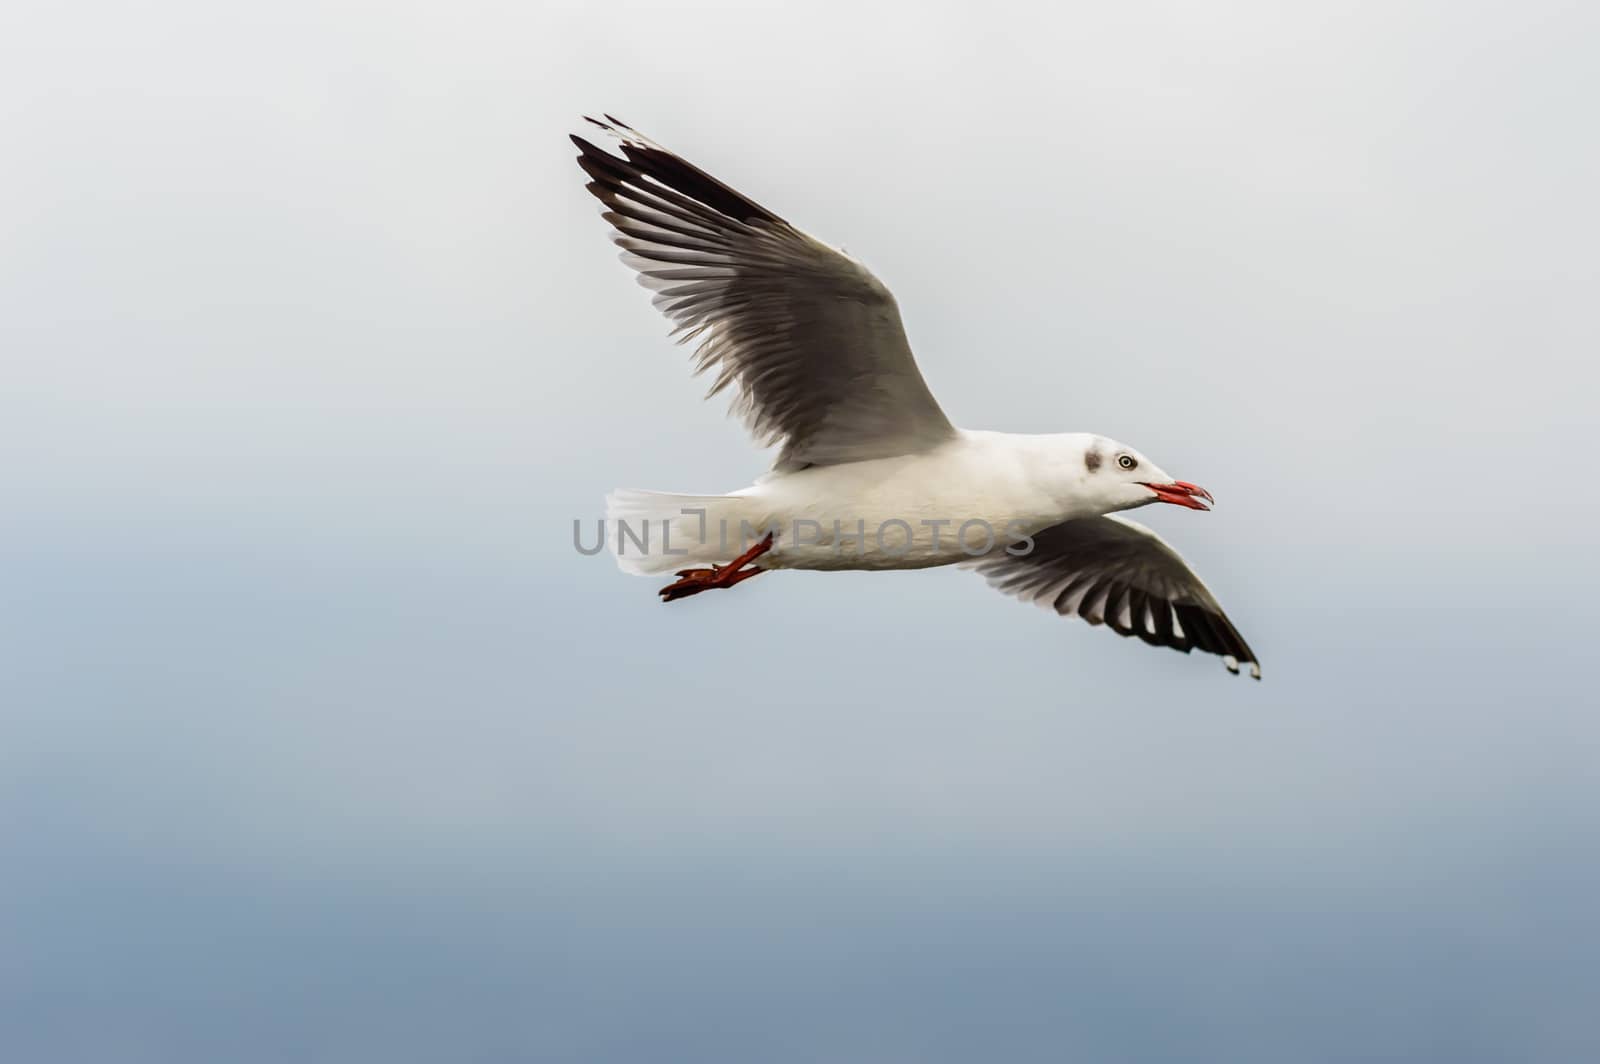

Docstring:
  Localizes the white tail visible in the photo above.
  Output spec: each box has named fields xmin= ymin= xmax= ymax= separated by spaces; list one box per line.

xmin=603 ymin=490 xmax=758 ymax=574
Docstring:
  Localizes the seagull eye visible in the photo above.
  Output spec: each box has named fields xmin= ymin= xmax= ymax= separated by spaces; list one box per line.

xmin=1118 ymin=455 xmax=1137 ymax=470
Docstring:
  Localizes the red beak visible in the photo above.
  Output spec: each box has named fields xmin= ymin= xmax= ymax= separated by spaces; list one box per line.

xmin=1142 ymin=480 xmax=1214 ymax=511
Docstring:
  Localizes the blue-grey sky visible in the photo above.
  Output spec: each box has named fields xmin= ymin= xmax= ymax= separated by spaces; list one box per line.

xmin=3 ymin=2 xmax=1598 ymax=1061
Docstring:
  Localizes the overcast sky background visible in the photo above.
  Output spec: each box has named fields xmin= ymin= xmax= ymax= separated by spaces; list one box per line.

xmin=4 ymin=1 xmax=1598 ymax=1061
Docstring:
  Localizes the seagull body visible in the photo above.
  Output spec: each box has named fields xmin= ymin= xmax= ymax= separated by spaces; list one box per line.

xmin=620 ymin=432 xmax=1144 ymax=574
xmin=574 ymin=117 xmax=1261 ymax=678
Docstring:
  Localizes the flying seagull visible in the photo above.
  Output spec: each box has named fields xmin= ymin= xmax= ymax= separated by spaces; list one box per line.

xmin=572 ymin=116 xmax=1261 ymax=679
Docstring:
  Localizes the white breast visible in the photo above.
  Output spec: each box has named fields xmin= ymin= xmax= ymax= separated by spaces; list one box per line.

xmin=738 ymin=431 xmax=1088 ymax=572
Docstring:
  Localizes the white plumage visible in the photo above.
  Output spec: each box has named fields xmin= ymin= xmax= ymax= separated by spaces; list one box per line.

xmin=574 ymin=116 xmax=1260 ymax=679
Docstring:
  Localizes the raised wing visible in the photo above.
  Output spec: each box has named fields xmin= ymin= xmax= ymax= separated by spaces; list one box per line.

xmin=968 ymin=515 xmax=1262 ymax=678
xmin=571 ymin=116 xmax=956 ymax=471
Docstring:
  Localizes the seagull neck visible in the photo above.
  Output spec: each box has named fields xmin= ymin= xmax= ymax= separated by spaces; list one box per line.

xmin=963 ymin=430 xmax=1109 ymax=524
xmin=1030 ymin=432 xmax=1109 ymax=517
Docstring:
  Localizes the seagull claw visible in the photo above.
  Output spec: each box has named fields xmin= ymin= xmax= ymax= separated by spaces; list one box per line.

xmin=657 ymin=534 xmax=775 ymax=603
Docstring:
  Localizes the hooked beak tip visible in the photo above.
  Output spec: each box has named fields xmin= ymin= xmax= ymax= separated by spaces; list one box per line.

xmin=1143 ymin=480 xmax=1214 ymax=510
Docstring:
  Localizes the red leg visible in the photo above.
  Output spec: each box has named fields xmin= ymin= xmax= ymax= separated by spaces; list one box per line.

xmin=658 ymin=533 xmax=774 ymax=602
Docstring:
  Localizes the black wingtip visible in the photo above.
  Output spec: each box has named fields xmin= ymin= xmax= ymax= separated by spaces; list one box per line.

xmin=581 ymin=114 xmax=634 ymax=137
xmin=567 ymin=115 xmax=784 ymax=227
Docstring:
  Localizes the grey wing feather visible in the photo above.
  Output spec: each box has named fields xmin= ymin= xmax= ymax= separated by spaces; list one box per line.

xmin=968 ymin=515 xmax=1262 ymax=678
xmin=571 ymin=116 xmax=956 ymax=471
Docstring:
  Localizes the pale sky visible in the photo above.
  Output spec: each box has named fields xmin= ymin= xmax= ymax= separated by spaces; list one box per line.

xmin=3 ymin=2 xmax=1598 ymax=1060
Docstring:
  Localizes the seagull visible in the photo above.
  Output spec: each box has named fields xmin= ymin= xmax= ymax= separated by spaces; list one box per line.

xmin=572 ymin=116 xmax=1261 ymax=679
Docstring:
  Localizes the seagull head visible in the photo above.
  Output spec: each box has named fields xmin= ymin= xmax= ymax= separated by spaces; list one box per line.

xmin=1081 ymin=438 xmax=1214 ymax=514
